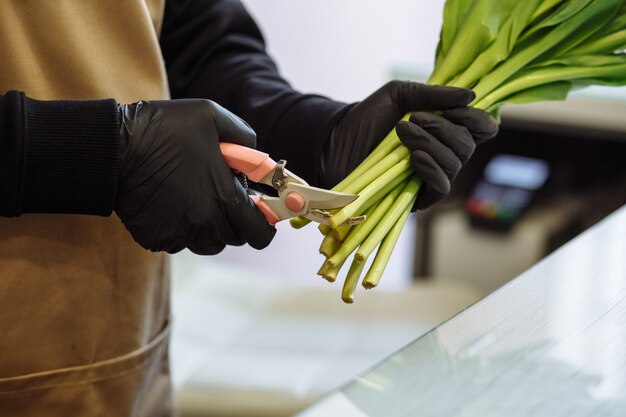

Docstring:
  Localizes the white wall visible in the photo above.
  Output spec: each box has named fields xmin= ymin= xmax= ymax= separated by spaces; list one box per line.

xmin=241 ymin=0 xmax=445 ymax=102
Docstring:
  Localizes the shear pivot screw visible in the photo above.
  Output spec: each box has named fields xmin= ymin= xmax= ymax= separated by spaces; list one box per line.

xmin=285 ymin=192 xmax=306 ymax=212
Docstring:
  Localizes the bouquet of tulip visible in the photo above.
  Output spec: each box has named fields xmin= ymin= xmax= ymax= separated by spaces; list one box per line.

xmin=292 ymin=0 xmax=626 ymax=303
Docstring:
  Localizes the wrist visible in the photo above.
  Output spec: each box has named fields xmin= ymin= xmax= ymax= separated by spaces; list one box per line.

xmin=1 ymin=92 xmax=121 ymax=216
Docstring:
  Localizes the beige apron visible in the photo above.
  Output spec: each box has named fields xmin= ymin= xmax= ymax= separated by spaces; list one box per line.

xmin=0 ymin=1 xmax=175 ymax=415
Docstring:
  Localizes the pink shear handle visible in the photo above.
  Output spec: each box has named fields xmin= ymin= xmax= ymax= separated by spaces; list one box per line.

xmin=220 ymin=142 xmax=282 ymax=225
xmin=250 ymin=195 xmax=281 ymax=225
xmin=219 ymin=142 xmax=276 ymax=183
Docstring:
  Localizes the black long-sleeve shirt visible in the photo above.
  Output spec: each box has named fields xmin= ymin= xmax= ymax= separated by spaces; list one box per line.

xmin=0 ymin=0 xmax=348 ymax=217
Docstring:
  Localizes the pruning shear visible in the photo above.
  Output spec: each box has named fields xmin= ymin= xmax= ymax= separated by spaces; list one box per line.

xmin=220 ymin=143 xmax=363 ymax=226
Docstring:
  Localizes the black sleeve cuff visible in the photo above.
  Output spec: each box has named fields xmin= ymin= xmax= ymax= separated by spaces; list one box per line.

xmin=0 ymin=91 xmax=120 ymax=216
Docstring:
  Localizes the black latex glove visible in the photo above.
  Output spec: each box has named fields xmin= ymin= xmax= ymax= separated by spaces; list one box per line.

xmin=115 ymin=99 xmax=276 ymax=255
xmin=321 ymin=80 xmax=498 ymax=210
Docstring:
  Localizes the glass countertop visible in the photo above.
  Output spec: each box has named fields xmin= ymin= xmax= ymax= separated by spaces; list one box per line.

xmin=297 ymin=205 xmax=626 ymax=417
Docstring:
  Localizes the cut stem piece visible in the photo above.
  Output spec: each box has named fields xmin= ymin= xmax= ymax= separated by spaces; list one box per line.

xmin=317 ymin=261 xmax=341 ymax=283
xmin=320 ymin=234 xmax=342 ymax=258
xmin=362 ymin=192 xmax=416 ymax=289
xmin=356 ymin=175 xmax=421 ymax=262
xmin=342 ymin=259 xmax=367 ymax=304
xmin=333 ymin=224 xmax=352 ymax=241
xmin=290 ymin=216 xmax=311 ymax=229
xmin=326 ymin=181 xmax=406 ymax=268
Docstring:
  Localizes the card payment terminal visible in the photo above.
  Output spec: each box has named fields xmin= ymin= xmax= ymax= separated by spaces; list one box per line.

xmin=465 ymin=154 xmax=551 ymax=231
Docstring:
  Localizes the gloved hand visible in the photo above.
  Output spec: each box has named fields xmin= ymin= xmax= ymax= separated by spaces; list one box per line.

xmin=321 ymin=80 xmax=498 ymax=210
xmin=115 ymin=99 xmax=276 ymax=255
